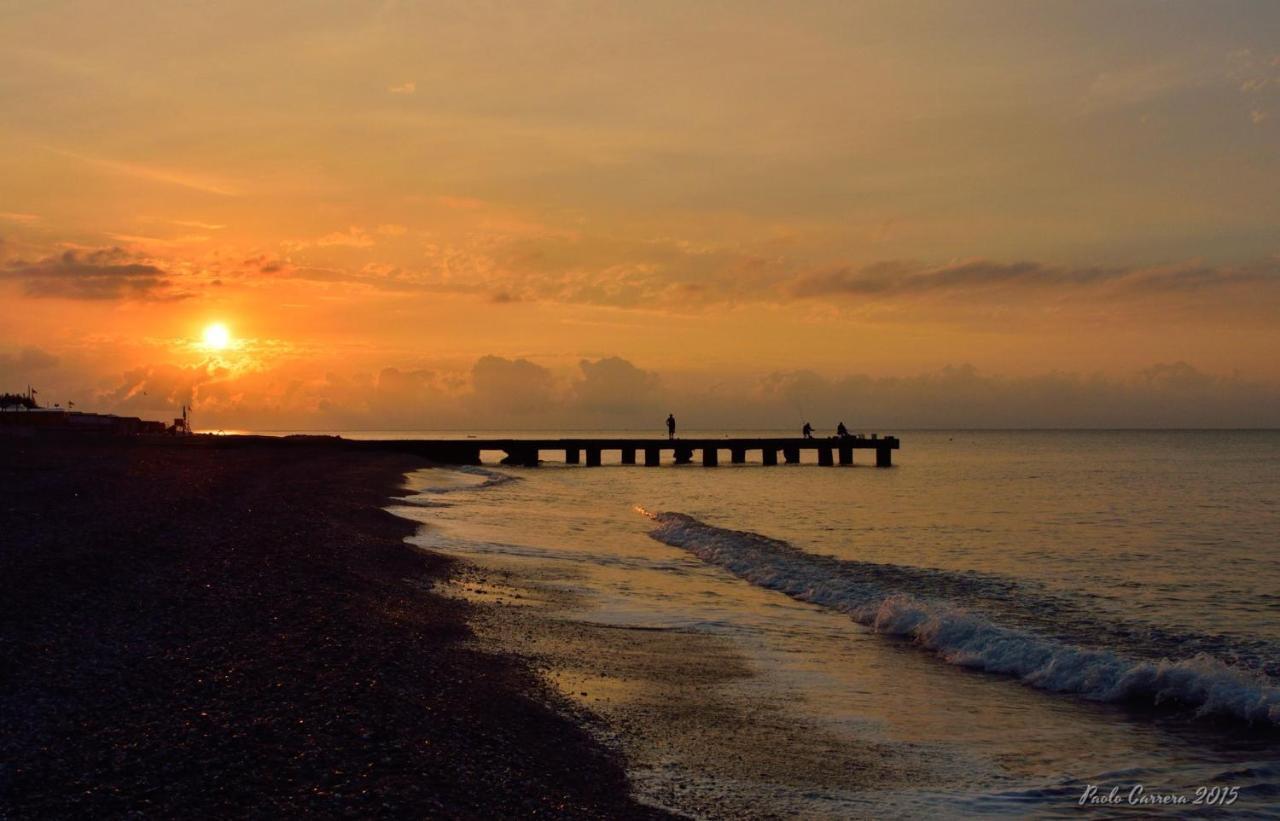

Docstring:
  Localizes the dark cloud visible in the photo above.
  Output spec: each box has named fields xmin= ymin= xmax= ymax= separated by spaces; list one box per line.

xmin=366 ymin=367 xmax=452 ymax=426
xmin=412 ymin=234 xmax=1280 ymax=318
xmin=2 ymin=248 xmax=189 ymax=301
xmin=243 ymin=255 xmax=289 ymax=275
xmin=77 ymin=352 xmax=1280 ymax=431
xmin=0 ymin=346 xmax=61 ymax=393
xmin=0 ymin=346 xmax=59 ymax=375
xmin=572 ymin=357 xmax=662 ymax=417
xmin=468 ymin=356 xmax=558 ymax=417
xmin=782 ymin=259 xmax=1279 ymax=298
xmin=97 ymin=361 xmax=223 ymax=416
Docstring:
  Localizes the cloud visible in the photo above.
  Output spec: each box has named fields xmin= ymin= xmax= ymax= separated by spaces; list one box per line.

xmin=80 ymin=354 xmax=1280 ymax=431
xmin=1252 ymin=109 xmax=1268 ymax=124
xmin=1 ymin=248 xmax=190 ymax=301
xmin=399 ymin=230 xmax=1280 ymax=321
xmin=314 ymin=226 xmax=376 ymax=248
xmin=0 ymin=346 xmax=60 ymax=382
xmin=788 ymin=259 xmax=1093 ymax=297
xmin=782 ymin=258 xmax=1280 ymax=302
xmin=171 ymin=219 xmax=226 ymax=230
xmin=388 ymin=81 xmax=416 ymax=95
xmin=0 ymin=212 xmax=40 ymax=224
xmin=376 ymin=224 xmax=408 ymax=236
xmin=45 ymin=146 xmax=241 ymax=197
xmin=96 ymin=361 xmax=225 ymax=417
xmin=572 ymin=357 xmax=661 ymax=417
xmin=468 ymin=356 xmax=558 ymax=418
xmin=107 ymin=232 xmax=212 ymax=248
xmin=1081 ymin=62 xmax=1194 ymax=111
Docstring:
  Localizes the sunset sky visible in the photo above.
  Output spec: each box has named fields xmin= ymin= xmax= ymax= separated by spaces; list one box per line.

xmin=2 ymin=1 xmax=1278 ymax=428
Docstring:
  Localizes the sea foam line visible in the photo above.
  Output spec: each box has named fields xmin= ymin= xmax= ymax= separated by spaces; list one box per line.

xmin=414 ymin=465 xmax=519 ymax=495
xmin=640 ymin=509 xmax=1280 ymax=726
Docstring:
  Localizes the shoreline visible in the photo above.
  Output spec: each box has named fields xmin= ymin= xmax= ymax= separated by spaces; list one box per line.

xmin=427 ymin=553 xmax=913 ymax=818
xmin=0 ymin=435 xmax=666 ymax=817
xmin=393 ymin=468 xmax=928 ymax=817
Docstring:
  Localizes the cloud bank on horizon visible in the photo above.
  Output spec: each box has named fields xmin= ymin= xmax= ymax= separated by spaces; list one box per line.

xmin=1 ymin=1 xmax=1277 ymax=427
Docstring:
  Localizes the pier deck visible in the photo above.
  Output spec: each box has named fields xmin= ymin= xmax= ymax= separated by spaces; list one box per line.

xmin=360 ymin=436 xmax=900 ymax=467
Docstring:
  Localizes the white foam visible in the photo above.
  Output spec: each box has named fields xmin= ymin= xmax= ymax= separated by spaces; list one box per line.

xmin=643 ymin=510 xmax=1280 ymax=725
xmin=411 ymin=465 xmax=519 ymax=495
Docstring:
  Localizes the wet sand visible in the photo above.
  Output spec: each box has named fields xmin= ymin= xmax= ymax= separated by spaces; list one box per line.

xmin=0 ymin=435 xmax=666 ymax=818
xmin=434 ymin=553 xmax=925 ymax=818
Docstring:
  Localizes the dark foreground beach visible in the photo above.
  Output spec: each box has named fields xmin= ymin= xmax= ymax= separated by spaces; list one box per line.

xmin=0 ymin=435 xmax=666 ymax=818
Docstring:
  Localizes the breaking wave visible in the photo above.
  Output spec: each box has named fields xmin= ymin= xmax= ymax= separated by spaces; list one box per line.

xmin=412 ymin=465 xmax=519 ymax=495
xmin=642 ymin=510 xmax=1280 ymax=726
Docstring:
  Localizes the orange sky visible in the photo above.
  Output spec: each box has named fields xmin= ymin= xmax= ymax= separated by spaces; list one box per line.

xmin=2 ymin=1 xmax=1278 ymax=428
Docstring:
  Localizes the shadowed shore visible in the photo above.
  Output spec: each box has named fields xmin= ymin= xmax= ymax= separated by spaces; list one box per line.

xmin=0 ymin=435 xmax=666 ymax=818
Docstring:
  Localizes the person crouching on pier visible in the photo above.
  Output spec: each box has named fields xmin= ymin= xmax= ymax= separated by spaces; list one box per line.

xmin=802 ymin=422 xmax=814 ymax=439
xmin=837 ymin=422 xmax=849 ymax=438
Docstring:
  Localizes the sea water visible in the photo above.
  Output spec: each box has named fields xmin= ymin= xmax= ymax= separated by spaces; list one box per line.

xmin=366 ymin=430 xmax=1280 ymax=816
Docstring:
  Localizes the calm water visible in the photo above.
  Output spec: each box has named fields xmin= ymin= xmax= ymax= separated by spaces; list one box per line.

xmin=366 ymin=430 xmax=1280 ymax=816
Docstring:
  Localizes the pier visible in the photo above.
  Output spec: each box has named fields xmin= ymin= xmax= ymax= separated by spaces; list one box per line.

xmin=360 ymin=436 xmax=900 ymax=467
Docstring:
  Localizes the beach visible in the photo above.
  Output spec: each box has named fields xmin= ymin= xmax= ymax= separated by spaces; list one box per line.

xmin=0 ymin=435 xmax=665 ymax=818
xmin=389 ymin=430 xmax=1280 ymax=815
xmin=5 ymin=430 xmax=1279 ymax=817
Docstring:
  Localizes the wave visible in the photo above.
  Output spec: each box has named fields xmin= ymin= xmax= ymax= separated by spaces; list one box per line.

xmin=411 ymin=465 xmax=519 ymax=495
xmin=641 ymin=509 xmax=1280 ymax=726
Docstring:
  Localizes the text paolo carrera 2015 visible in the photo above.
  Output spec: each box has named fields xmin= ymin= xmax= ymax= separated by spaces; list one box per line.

xmin=1079 ymin=784 xmax=1239 ymax=807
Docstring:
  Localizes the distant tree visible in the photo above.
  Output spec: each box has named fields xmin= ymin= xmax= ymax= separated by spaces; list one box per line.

xmin=0 ymin=392 xmax=38 ymax=411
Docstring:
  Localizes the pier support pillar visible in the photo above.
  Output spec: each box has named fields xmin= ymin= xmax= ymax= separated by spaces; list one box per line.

xmin=838 ymin=445 xmax=853 ymax=466
xmin=501 ymin=448 xmax=538 ymax=467
xmin=621 ymin=447 xmax=636 ymax=465
xmin=876 ymin=447 xmax=892 ymax=468
xmin=702 ymin=448 xmax=719 ymax=467
xmin=565 ymin=447 xmax=580 ymax=465
xmin=673 ymin=446 xmax=693 ymax=464
xmin=783 ymin=447 xmax=800 ymax=464
xmin=762 ymin=448 xmax=777 ymax=466
xmin=644 ymin=447 xmax=661 ymax=466
xmin=730 ymin=447 xmax=746 ymax=464
xmin=818 ymin=447 xmax=834 ymax=466
xmin=586 ymin=447 xmax=602 ymax=467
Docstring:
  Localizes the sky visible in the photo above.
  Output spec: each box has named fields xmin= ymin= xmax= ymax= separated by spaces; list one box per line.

xmin=1 ymin=0 xmax=1278 ymax=429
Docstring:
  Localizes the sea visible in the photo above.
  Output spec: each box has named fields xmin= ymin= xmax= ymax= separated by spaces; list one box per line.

xmin=268 ymin=429 xmax=1280 ymax=816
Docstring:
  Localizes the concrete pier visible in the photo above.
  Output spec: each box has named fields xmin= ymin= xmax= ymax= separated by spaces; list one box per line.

xmin=364 ymin=436 xmax=900 ymax=468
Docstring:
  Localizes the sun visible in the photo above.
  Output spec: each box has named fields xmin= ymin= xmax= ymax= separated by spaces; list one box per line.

xmin=202 ymin=322 xmax=232 ymax=350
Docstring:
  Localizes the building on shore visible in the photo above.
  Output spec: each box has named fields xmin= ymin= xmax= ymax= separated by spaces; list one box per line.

xmin=0 ymin=408 xmax=168 ymax=436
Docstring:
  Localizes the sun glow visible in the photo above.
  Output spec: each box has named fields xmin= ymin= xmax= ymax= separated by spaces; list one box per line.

xmin=202 ymin=323 xmax=232 ymax=350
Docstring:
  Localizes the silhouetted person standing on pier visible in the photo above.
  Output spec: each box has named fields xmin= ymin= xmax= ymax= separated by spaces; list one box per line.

xmin=667 ymin=413 xmax=676 ymax=439
xmin=802 ymin=422 xmax=814 ymax=439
